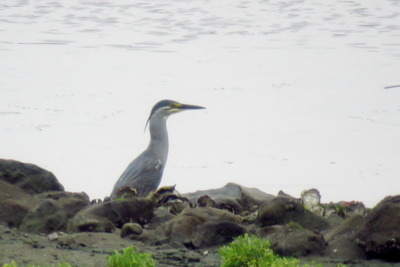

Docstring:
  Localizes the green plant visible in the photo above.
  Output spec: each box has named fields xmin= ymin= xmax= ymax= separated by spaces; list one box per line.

xmin=108 ymin=246 xmax=156 ymax=267
xmin=219 ymin=234 xmax=323 ymax=267
xmin=2 ymin=262 xmax=17 ymax=267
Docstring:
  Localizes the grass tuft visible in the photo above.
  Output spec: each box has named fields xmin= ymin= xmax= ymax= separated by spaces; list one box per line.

xmin=219 ymin=234 xmax=323 ymax=267
xmin=108 ymin=246 xmax=156 ymax=267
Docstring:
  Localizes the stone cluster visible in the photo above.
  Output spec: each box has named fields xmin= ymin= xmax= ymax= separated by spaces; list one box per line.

xmin=1 ymin=159 xmax=399 ymax=265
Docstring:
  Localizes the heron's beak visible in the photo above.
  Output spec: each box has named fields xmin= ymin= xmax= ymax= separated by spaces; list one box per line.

xmin=179 ymin=103 xmax=206 ymax=110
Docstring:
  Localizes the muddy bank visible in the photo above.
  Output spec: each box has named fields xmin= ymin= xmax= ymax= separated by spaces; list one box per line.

xmin=1 ymin=159 xmax=399 ymax=266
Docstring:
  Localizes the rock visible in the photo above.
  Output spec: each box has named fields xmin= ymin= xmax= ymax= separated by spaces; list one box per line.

xmin=36 ymin=191 xmax=90 ymax=218
xmin=258 ymin=223 xmax=327 ymax=257
xmin=324 ymin=214 xmax=345 ymax=229
xmin=47 ymin=232 xmax=59 ymax=241
xmin=341 ymin=201 xmax=366 ymax=217
xmin=324 ymin=201 xmax=367 ymax=219
xmin=121 ymin=223 xmax=143 ymax=238
xmin=141 ymin=207 xmax=246 ymax=249
xmin=20 ymin=199 xmax=68 ymax=233
xmin=197 ymin=195 xmax=216 ymax=208
xmin=148 ymin=207 xmax=176 ymax=229
xmin=257 ymin=197 xmax=330 ymax=231
xmin=0 ymin=159 xmax=64 ymax=194
xmin=183 ymin=183 xmax=274 ymax=215
xmin=357 ymin=195 xmax=400 ymax=261
xmin=277 ymin=190 xmax=296 ymax=199
xmin=324 ymin=215 xmax=367 ymax=260
xmin=301 ymin=188 xmax=324 ymax=216
xmin=155 ymin=190 xmax=192 ymax=215
xmin=325 ymin=214 xmax=365 ymax=242
xmin=70 ymin=198 xmax=155 ymax=233
xmin=0 ymin=180 xmax=39 ymax=227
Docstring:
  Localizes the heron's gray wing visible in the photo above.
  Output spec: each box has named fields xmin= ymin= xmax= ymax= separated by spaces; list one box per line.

xmin=111 ymin=155 xmax=164 ymax=198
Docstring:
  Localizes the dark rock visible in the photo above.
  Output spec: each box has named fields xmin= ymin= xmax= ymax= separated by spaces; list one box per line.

xmin=20 ymin=199 xmax=67 ymax=233
xmin=341 ymin=201 xmax=366 ymax=217
xmin=36 ymin=191 xmax=90 ymax=218
xmin=155 ymin=191 xmax=192 ymax=215
xmin=277 ymin=190 xmax=296 ymax=199
xmin=70 ymin=198 xmax=155 ymax=233
xmin=0 ymin=180 xmax=39 ymax=227
xmin=257 ymin=197 xmax=330 ymax=231
xmin=0 ymin=159 xmax=64 ymax=194
xmin=324 ymin=201 xmax=367 ymax=219
xmin=324 ymin=214 xmax=345 ymax=229
xmin=324 ymin=215 xmax=367 ymax=260
xmin=192 ymin=221 xmax=246 ymax=248
xmin=326 ymin=235 xmax=368 ymax=261
xmin=141 ymin=207 xmax=246 ymax=249
xmin=325 ymin=214 xmax=365 ymax=242
xmin=357 ymin=195 xmax=400 ymax=261
xmin=183 ymin=183 xmax=274 ymax=215
xmin=258 ymin=223 xmax=327 ymax=257
xmin=197 ymin=195 xmax=216 ymax=208
xmin=148 ymin=207 xmax=176 ymax=229
xmin=121 ymin=223 xmax=143 ymax=238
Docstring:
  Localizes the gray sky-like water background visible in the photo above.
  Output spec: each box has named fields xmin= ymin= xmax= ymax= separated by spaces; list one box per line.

xmin=1 ymin=0 xmax=400 ymax=207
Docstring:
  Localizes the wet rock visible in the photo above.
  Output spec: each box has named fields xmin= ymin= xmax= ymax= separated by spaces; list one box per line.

xmin=357 ymin=195 xmax=400 ymax=261
xmin=70 ymin=198 xmax=154 ymax=233
xmin=36 ymin=191 xmax=90 ymax=218
xmin=141 ymin=207 xmax=246 ymax=249
xmin=0 ymin=159 xmax=64 ymax=195
xmin=301 ymin=188 xmax=324 ymax=216
xmin=257 ymin=197 xmax=330 ymax=231
xmin=121 ymin=223 xmax=143 ymax=238
xmin=258 ymin=223 xmax=327 ymax=257
xmin=20 ymin=199 xmax=68 ymax=233
xmin=183 ymin=183 xmax=274 ymax=215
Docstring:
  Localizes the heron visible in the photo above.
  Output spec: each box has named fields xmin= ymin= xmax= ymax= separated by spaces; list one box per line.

xmin=110 ymin=100 xmax=205 ymax=199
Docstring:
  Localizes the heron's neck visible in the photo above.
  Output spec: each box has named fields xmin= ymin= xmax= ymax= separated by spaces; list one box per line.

xmin=148 ymin=113 xmax=169 ymax=160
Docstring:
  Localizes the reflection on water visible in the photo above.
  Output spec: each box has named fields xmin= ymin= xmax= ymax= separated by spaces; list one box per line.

xmin=1 ymin=0 xmax=399 ymax=55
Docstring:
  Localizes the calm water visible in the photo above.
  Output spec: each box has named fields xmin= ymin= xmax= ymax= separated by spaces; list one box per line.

xmin=1 ymin=0 xmax=400 ymax=207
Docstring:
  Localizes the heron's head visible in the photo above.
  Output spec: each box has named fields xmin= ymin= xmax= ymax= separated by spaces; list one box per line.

xmin=145 ymin=100 xmax=205 ymax=129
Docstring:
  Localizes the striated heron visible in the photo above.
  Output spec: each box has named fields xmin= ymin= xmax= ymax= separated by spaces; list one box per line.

xmin=110 ymin=100 xmax=205 ymax=199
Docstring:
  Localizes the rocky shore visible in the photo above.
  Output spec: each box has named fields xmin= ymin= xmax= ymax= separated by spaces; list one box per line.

xmin=0 ymin=159 xmax=399 ymax=266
